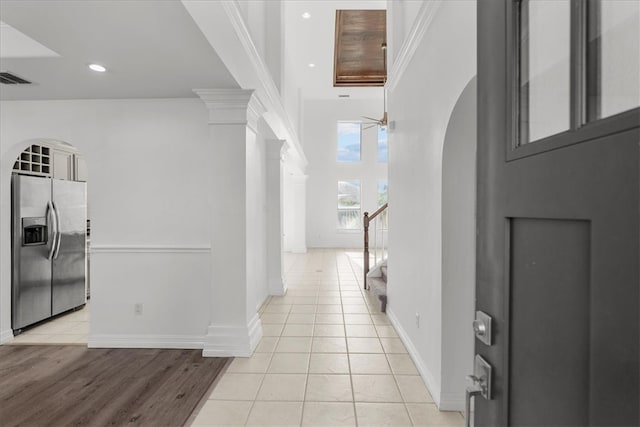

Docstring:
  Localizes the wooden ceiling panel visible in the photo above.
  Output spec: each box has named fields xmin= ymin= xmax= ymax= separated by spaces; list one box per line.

xmin=334 ymin=10 xmax=387 ymax=87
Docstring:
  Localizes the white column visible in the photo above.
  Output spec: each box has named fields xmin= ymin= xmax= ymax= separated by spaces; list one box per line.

xmin=266 ymin=139 xmax=287 ymax=296
xmin=290 ymin=174 xmax=308 ymax=253
xmin=195 ymin=88 xmax=265 ymax=357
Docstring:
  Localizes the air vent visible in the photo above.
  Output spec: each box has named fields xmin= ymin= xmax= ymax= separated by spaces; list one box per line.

xmin=0 ymin=72 xmax=32 ymax=85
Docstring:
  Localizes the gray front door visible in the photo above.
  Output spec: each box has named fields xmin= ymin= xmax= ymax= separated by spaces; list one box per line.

xmin=476 ymin=1 xmax=639 ymax=425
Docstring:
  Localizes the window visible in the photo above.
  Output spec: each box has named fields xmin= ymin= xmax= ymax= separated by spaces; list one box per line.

xmin=516 ymin=0 xmax=640 ymax=147
xmin=377 ymin=180 xmax=388 ymax=206
xmin=518 ymin=0 xmax=571 ymax=144
xmin=377 ymin=125 xmax=388 ymax=162
xmin=337 ymin=180 xmax=361 ymax=229
xmin=377 ymin=179 xmax=388 ymax=229
xmin=587 ymin=0 xmax=640 ymax=120
xmin=337 ymin=122 xmax=361 ymax=162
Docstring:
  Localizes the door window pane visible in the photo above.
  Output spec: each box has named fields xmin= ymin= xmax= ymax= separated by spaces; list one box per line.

xmin=519 ymin=0 xmax=571 ymax=144
xmin=337 ymin=180 xmax=361 ymax=229
xmin=337 ymin=122 xmax=361 ymax=162
xmin=377 ymin=126 xmax=388 ymax=162
xmin=589 ymin=0 xmax=640 ymax=119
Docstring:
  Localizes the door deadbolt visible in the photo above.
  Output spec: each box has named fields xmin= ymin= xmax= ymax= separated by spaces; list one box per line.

xmin=473 ymin=311 xmax=492 ymax=345
xmin=473 ymin=319 xmax=486 ymax=335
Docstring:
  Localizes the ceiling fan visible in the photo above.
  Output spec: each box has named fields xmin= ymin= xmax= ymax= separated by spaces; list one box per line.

xmin=362 ymin=42 xmax=388 ymax=130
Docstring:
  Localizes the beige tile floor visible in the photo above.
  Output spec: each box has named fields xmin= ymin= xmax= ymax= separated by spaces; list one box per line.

xmin=8 ymin=301 xmax=89 ymax=344
xmin=192 ymin=249 xmax=464 ymax=427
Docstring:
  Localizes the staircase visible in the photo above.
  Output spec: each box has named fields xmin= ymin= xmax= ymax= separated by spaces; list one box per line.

xmin=366 ymin=261 xmax=387 ymax=312
xmin=363 ymin=203 xmax=388 ymax=312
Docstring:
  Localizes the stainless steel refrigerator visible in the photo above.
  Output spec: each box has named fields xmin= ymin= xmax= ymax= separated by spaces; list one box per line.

xmin=12 ymin=174 xmax=87 ymax=331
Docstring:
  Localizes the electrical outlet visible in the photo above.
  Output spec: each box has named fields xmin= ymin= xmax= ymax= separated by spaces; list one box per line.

xmin=415 ymin=312 xmax=420 ymax=328
xmin=134 ymin=303 xmax=143 ymax=315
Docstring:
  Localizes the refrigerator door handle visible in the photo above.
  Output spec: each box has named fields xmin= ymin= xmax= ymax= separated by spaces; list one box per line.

xmin=52 ymin=201 xmax=62 ymax=259
xmin=47 ymin=201 xmax=57 ymax=260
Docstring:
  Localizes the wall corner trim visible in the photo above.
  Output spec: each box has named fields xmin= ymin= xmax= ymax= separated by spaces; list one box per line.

xmin=387 ymin=308 xmax=442 ymax=408
xmin=202 ymin=314 xmax=263 ymax=357
xmin=0 ymin=329 xmax=14 ymax=345
xmin=386 ymin=0 xmax=443 ymax=93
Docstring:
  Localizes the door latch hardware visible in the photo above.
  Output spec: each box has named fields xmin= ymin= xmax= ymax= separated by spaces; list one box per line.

xmin=473 ymin=310 xmax=492 ymax=345
xmin=464 ymin=355 xmax=492 ymax=427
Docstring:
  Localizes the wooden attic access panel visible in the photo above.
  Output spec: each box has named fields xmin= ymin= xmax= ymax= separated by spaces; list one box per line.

xmin=334 ymin=10 xmax=386 ymax=87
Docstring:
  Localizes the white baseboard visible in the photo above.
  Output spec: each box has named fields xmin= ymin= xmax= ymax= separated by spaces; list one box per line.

xmin=439 ymin=391 xmax=465 ymax=411
xmin=387 ymin=308 xmax=442 ymax=408
xmin=203 ymin=314 xmax=263 ymax=357
xmin=269 ymin=277 xmax=287 ymax=296
xmin=88 ymin=334 xmax=204 ymax=349
xmin=0 ymin=329 xmax=14 ymax=344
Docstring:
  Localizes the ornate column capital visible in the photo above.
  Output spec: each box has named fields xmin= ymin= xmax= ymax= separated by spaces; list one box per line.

xmin=266 ymin=139 xmax=287 ymax=161
xmin=194 ymin=88 xmax=266 ymax=133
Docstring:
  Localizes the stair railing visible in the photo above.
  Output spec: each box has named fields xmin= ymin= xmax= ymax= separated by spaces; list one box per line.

xmin=363 ymin=203 xmax=388 ymax=289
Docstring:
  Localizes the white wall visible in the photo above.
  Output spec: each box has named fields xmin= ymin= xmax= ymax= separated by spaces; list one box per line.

xmin=386 ymin=0 xmax=476 ymax=410
xmin=304 ymin=99 xmax=387 ymax=248
xmin=1 ymin=99 xmax=222 ymax=347
xmin=247 ymin=128 xmax=269 ymax=311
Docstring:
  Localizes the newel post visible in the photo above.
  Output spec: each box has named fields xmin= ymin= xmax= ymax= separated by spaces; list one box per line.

xmin=363 ymin=211 xmax=370 ymax=290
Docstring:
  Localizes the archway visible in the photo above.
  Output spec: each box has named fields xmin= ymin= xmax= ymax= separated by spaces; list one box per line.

xmin=1 ymin=139 xmax=90 ymax=344
xmin=441 ymin=76 xmax=477 ymax=406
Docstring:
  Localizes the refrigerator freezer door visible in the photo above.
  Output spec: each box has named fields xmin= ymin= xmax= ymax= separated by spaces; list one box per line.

xmin=12 ymin=175 xmax=53 ymax=330
xmin=52 ymin=179 xmax=86 ymax=316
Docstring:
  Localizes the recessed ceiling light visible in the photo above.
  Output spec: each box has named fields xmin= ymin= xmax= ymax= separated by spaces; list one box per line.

xmin=88 ymin=64 xmax=106 ymax=73
xmin=308 ymin=63 xmax=316 ymax=68
xmin=302 ymin=12 xmax=311 ymax=19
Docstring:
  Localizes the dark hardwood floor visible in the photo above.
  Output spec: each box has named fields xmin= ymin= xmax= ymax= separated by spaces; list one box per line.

xmin=0 ymin=345 xmax=229 ymax=427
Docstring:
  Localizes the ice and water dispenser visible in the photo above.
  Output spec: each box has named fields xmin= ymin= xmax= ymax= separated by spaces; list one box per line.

xmin=22 ymin=217 xmax=47 ymax=246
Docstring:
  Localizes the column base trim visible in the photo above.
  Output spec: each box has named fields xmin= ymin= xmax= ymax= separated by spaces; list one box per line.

xmin=203 ymin=314 xmax=263 ymax=357
xmin=269 ymin=277 xmax=287 ymax=296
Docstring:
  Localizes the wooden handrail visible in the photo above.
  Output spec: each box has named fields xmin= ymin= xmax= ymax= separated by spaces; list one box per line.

xmin=367 ymin=203 xmax=388 ymax=222
xmin=363 ymin=203 xmax=388 ymax=289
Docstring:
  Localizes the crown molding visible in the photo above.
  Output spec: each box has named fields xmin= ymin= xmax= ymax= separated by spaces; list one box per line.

xmin=220 ymin=1 xmax=306 ymax=160
xmin=386 ymin=0 xmax=443 ymax=93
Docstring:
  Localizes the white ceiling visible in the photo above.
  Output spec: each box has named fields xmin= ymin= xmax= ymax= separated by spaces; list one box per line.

xmin=284 ymin=0 xmax=387 ymax=100
xmin=0 ymin=0 xmax=386 ymax=102
xmin=0 ymin=1 xmax=239 ymax=100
